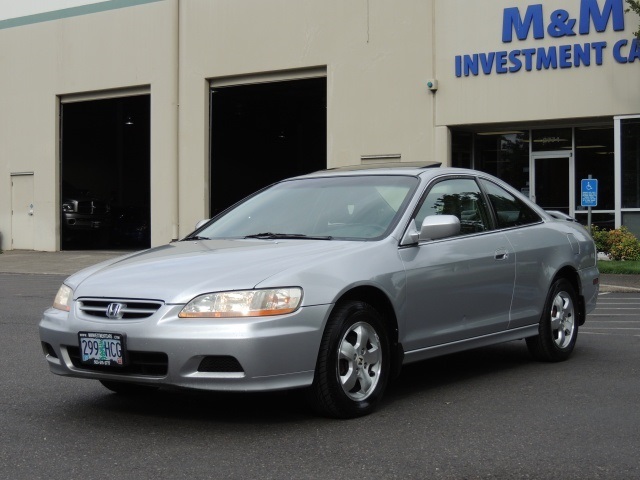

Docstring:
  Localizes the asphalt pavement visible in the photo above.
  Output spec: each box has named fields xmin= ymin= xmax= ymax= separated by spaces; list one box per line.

xmin=1 ymin=249 xmax=639 ymax=292
xmin=2 ymin=251 xmax=638 ymax=478
xmin=0 ymin=249 xmax=133 ymax=275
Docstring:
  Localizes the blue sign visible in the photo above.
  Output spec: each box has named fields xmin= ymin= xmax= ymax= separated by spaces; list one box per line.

xmin=454 ymin=0 xmax=640 ymax=77
xmin=581 ymin=179 xmax=598 ymax=207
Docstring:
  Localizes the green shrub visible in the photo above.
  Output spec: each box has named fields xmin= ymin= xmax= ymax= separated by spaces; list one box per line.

xmin=593 ymin=226 xmax=640 ymax=261
xmin=608 ymin=227 xmax=640 ymax=261
xmin=590 ymin=226 xmax=612 ymax=254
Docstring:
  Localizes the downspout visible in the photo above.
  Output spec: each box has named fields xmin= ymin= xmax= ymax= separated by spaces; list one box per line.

xmin=172 ymin=0 xmax=180 ymax=241
xmin=431 ymin=1 xmax=451 ymax=166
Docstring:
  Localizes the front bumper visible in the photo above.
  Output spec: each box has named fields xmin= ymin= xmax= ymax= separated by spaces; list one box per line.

xmin=39 ymin=302 xmax=331 ymax=392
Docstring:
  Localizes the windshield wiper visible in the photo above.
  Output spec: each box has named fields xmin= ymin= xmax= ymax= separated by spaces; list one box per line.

xmin=182 ymin=235 xmax=211 ymax=241
xmin=244 ymin=232 xmax=333 ymax=240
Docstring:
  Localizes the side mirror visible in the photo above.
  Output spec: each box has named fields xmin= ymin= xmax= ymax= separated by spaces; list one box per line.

xmin=400 ymin=215 xmax=461 ymax=246
xmin=419 ymin=215 xmax=460 ymax=241
xmin=194 ymin=219 xmax=210 ymax=230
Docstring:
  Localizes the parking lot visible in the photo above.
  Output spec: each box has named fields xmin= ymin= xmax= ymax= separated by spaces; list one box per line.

xmin=583 ymin=292 xmax=640 ymax=335
xmin=0 ymin=269 xmax=639 ymax=479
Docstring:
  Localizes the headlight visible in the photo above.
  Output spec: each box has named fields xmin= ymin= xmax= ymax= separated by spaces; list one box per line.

xmin=53 ymin=284 xmax=74 ymax=312
xmin=62 ymin=203 xmax=75 ymax=213
xmin=179 ymin=288 xmax=303 ymax=318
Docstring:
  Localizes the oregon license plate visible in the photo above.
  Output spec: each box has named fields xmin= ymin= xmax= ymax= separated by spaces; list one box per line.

xmin=78 ymin=332 xmax=126 ymax=367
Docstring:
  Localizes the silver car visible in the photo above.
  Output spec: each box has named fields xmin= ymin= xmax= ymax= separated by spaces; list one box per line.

xmin=39 ymin=165 xmax=599 ymax=418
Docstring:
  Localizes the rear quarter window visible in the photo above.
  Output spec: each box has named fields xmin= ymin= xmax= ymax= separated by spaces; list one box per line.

xmin=479 ymin=179 xmax=541 ymax=228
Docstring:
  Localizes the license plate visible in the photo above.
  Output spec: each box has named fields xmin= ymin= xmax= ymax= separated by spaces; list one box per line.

xmin=78 ymin=332 xmax=126 ymax=367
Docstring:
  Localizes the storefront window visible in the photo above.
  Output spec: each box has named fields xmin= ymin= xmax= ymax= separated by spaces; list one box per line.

xmin=622 ymin=212 xmax=640 ymax=239
xmin=473 ymin=132 xmax=529 ymax=194
xmin=531 ymin=128 xmax=571 ymax=152
xmin=621 ymin=119 xmax=640 ymax=209
xmin=574 ymin=126 xmax=614 ymax=211
xmin=575 ymin=212 xmax=615 ymax=231
xmin=451 ymin=131 xmax=472 ymax=168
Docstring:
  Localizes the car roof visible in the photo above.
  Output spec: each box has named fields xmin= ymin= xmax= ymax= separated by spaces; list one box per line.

xmin=298 ymin=163 xmax=481 ymax=180
xmin=323 ymin=161 xmax=442 ymax=172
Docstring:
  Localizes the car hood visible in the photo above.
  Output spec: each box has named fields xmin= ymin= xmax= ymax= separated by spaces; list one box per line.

xmin=70 ymin=239 xmax=363 ymax=304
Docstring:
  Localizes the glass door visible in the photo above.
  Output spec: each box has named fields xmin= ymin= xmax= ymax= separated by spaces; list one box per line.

xmin=532 ymin=156 xmax=571 ymax=214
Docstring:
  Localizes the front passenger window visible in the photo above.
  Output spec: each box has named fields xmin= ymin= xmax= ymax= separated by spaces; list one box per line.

xmin=415 ymin=178 xmax=490 ymax=236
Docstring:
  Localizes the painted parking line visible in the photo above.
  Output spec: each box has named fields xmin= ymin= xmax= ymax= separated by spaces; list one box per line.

xmin=583 ymin=327 xmax=640 ymax=330
xmin=585 ymin=321 xmax=640 ymax=323
xmin=597 ymin=303 xmax=640 ymax=307
xmin=581 ymin=331 xmax=640 ymax=337
xmin=582 ymin=293 xmax=639 ymax=335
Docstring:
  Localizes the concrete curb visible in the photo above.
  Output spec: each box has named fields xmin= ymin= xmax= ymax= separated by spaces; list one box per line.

xmin=599 ymin=284 xmax=640 ymax=293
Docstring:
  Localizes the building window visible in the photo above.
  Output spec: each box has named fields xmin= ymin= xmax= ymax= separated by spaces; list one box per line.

xmin=621 ymin=118 xmax=640 ymax=209
xmin=531 ymin=128 xmax=572 ymax=152
xmin=451 ymin=131 xmax=472 ymax=168
xmin=574 ymin=126 xmax=615 ymax=212
xmin=473 ymin=132 xmax=529 ymax=194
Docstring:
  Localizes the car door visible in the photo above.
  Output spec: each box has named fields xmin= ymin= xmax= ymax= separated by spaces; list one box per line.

xmin=477 ymin=178 xmax=549 ymax=329
xmin=399 ymin=177 xmax=516 ymax=351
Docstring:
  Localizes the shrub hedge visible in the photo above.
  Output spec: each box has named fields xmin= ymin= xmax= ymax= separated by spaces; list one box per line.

xmin=591 ymin=226 xmax=640 ymax=261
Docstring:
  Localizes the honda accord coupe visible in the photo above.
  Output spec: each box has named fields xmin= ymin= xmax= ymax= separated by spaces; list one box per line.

xmin=40 ymin=164 xmax=599 ymax=418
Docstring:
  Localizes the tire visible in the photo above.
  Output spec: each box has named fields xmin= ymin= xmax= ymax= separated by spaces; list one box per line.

xmin=526 ymin=278 xmax=579 ymax=362
xmin=99 ymin=380 xmax=159 ymax=396
xmin=307 ymin=301 xmax=390 ymax=418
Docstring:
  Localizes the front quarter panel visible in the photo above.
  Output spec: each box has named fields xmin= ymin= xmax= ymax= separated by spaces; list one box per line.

xmin=254 ymin=238 xmax=407 ymax=323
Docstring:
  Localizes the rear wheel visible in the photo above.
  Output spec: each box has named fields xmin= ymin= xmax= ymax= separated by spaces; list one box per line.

xmin=526 ymin=278 xmax=578 ymax=362
xmin=307 ymin=301 xmax=390 ymax=418
xmin=99 ymin=380 xmax=159 ymax=396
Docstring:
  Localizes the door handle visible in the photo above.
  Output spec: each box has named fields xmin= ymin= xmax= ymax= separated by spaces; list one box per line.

xmin=495 ymin=249 xmax=509 ymax=261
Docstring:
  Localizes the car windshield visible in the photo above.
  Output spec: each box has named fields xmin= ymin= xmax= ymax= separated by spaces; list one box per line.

xmin=197 ymin=175 xmax=419 ymax=240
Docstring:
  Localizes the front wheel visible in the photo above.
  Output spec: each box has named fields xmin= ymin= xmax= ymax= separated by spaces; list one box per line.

xmin=526 ymin=278 xmax=579 ymax=362
xmin=307 ymin=301 xmax=390 ymax=418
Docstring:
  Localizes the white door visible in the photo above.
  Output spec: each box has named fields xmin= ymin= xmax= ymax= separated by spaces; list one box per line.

xmin=11 ymin=173 xmax=35 ymax=250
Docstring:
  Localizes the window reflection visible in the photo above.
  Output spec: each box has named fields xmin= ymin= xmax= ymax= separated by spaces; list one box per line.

xmin=575 ymin=126 xmax=614 ymax=211
xmin=574 ymin=212 xmax=615 ymax=231
xmin=473 ymin=132 xmax=529 ymax=194
xmin=415 ymin=179 xmax=489 ymax=235
xmin=531 ymin=128 xmax=572 ymax=152
xmin=621 ymin=119 xmax=640 ymax=209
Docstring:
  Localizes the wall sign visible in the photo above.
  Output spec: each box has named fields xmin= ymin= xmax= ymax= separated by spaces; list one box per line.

xmin=455 ymin=0 xmax=640 ymax=77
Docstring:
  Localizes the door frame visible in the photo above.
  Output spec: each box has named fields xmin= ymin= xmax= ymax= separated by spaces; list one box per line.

xmin=10 ymin=172 xmax=35 ymax=250
xmin=530 ymin=151 xmax=575 ymax=216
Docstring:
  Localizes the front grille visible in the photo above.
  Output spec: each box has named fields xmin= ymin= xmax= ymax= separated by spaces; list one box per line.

xmin=198 ymin=356 xmax=244 ymax=373
xmin=78 ymin=298 xmax=163 ymax=320
xmin=67 ymin=346 xmax=168 ymax=376
xmin=77 ymin=200 xmax=109 ymax=215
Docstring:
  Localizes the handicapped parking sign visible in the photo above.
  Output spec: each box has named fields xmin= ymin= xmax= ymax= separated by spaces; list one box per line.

xmin=581 ymin=179 xmax=598 ymax=207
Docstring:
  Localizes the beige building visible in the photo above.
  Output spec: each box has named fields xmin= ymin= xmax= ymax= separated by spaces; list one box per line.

xmin=1 ymin=0 xmax=639 ymax=252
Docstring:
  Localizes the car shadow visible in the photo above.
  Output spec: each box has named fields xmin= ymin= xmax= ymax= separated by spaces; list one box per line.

xmin=90 ymin=387 xmax=313 ymax=425
xmin=82 ymin=341 xmax=543 ymax=423
xmin=390 ymin=340 xmax=535 ymax=396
